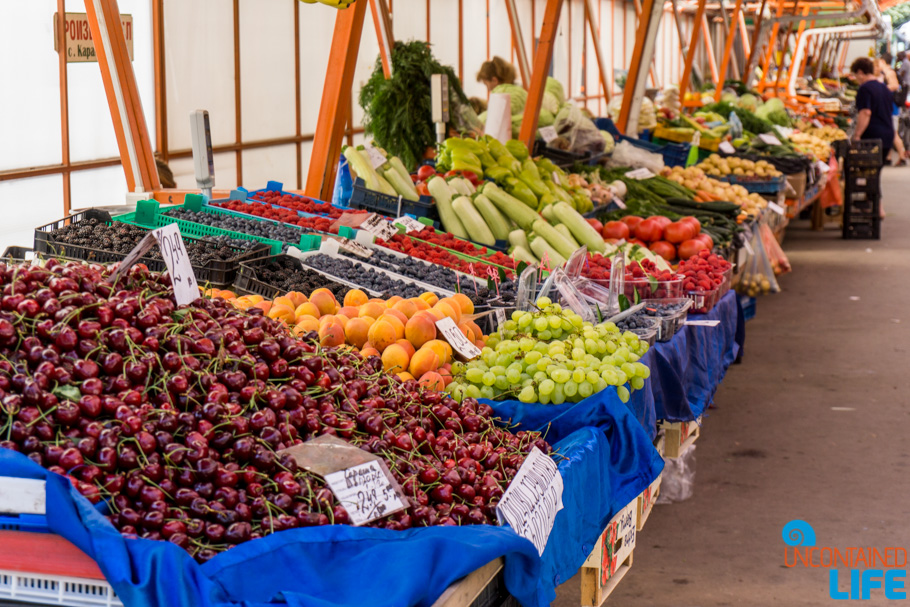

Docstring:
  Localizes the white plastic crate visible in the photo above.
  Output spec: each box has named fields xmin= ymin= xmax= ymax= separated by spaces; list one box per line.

xmin=0 ymin=569 xmax=123 ymax=607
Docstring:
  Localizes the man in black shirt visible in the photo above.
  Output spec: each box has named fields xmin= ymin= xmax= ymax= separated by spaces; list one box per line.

xmin=851 ymin=57 xmax=894 ymax=163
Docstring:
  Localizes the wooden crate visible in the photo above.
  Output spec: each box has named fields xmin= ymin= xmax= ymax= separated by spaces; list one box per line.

xmin=579 ymin=500 xmax=636 ymax=606
xmin=431 ymin=558 xmax=511 ymax=607
xmin=636 ymin=475 xmax=661 ymax=532
xmin=658 ymin=416 xmax=702 ymax=459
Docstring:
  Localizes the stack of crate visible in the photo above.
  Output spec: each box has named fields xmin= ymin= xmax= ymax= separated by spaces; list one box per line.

xmin=842 ymin=140 xmax=882 ymax=240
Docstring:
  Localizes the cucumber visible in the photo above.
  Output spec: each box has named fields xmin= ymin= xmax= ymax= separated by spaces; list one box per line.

xmin=473 ymin=194 xmax=512 ymax=240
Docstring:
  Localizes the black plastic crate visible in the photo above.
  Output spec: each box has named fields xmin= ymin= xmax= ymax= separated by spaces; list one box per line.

xmin=844 ymin=173 xmax=881 ymax=196
xmin=844 ymin=139 xmax=884 ymax=169
xmin=1 ymin=246 xmax=35 ymax=261
xmin=532 ymin=140 xmax=603 ymax=168
xmin=843 ymin=216 xmax=881 ymax=240
xmin=34 ymin=208 xmax=268 ymax=287
xmin=233 ymin=254 xmax=350 ymax=300
xmin=831 ymin=139 xmax=849 ymax=161
xmin=843 ymin=195 xmax=881 ymax=217
xmin=347 ymin=178 xmax=439 ymax=223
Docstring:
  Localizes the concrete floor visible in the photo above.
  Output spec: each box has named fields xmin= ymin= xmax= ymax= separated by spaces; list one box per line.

xmin=554 ymin=167 xmax=910 ymax=606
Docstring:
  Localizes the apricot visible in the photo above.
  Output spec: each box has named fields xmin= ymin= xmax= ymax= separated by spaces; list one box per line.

xmin=367 ymin=320 xmax=397 ymax=352
xmin=295 ymin=302 xmax=320 ymax=319
xmin=360 ymin=346 xmax=380 ymax=359
xmin=383 ymin=308 xmax=408 ymax=326
xmin=438 ymin=297 xmax=464 ymax=320
xmin=246 ymin=295 xmax=264 ymax=304
xmin=385 ymin=296 xmax=403 ymax=308
xmin=333 ymin=314 xmax=349 ymax=328
xmin=438 ymin=364 xmax=454 ymax=387
xmin=418 ymin=371 xmax=445 ymax=391
xmin=254 ymin=301 xmax=272 ymax=314
xmin=405 ymin=314 xmax=437 ymax=349
xmin=450 ymin=293 xmax=474 ymax=316
xmin=273 ymin=296 xmax=295 ymax=310
xmin=267 ymin=304 xmax=295 ymax=325
xmin=433 ymin=301 xmax=461 ymax=324
xmin=463 ymin=319 xmax=484 ymax=341
xmin=397 ymin=371 xmax=415 ymax=382
xmin=343 ymin=289 xmax=369 ymax=307
xmin=379 ymin=314 xmax=405 ymax=339
xmin=411 ymin=297 xmax=430 ymax=311
xmin=359 ymin=302 xmax=386 ymax=320
xmin=408 ymin=348 xmax=439 ymax=378
xmin=395 ymin=339 xmax=416 ymax=359
xmin=338 ymin=306 xmax=360 ymax=319
xmin=318 ymin=321 xmax=345 ymax=347
xmin=457 ymin=322 xmax=475 ymax=343
xmin=423 ymin=339 xmax=453 ymax=365
xmin=344 ymin=318 xmax=370 ymax=349
xmin=419 ymin=292 xmax=439 ymax=307
xmin=292 ymin=317 xmax=320 ymax=336
xmin=392 ymin=299 xmax=417 ymax=319
xmin=286 ymin=291 xmax=308 ymax=308
xmin=310 ymin=290 xmax=338 ymax=316
xmin=424 ymin=307 xmax=446 ymax=321
xmin=381 ymin=344 xmax=411 ymax=373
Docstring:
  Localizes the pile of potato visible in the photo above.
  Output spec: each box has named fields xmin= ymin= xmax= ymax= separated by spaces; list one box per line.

xmin=661 ymin=165 xmax=769 ymax=220
xmin=696 ymin=155 xmax=782 ymax=178
xmin=800 ymin=124 xmax=848 ymax=144
xmin=789 ymin=132 xmax=831 ymax=161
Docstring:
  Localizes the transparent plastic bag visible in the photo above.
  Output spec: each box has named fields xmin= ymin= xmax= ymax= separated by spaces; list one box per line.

xmin=553 ymin=103 xmax=607 ymax=156
xmin=736 ymin=226 xmax=780 ymax=296
xmin=759 ymin=223 xmax=791 ymax=276
xmin=657 ymin=444 xmax=695 ymax=504
xmin=607 ymin=140 xmax=665 ymax=174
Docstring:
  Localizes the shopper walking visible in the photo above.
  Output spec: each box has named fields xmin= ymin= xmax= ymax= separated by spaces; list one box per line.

xmin=874 ymin=54 xmax=907 ymax=165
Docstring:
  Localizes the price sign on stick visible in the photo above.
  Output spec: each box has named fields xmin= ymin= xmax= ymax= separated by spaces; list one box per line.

xmin=611 ymin=195 xmax=627 ymax=210
xmin=625 ymin=168 xmax=655 ymax=180
xmin=360 ymin=213 xmax=398 ymax=240
xmin=365 ymin=144 xmax=387 ymax=170
xmin=496 ymin=448 xmax=564 ymax=556
xmin=539 ymin=126 xmax=558 ymax=143
xmin=394 ymin=216 xmax=425 ymax=233
xmin=719 ymin=141 xmax=736 ymax=155
xmin=768 ymin=201 xmax=786 ymax=215
xmin=435 ymin=317 xmax=481 ymax=360
xmin=759 ymin=133 xmax=782 ymax=146
xmin=113 ymin=224 xmax=198 ymax=306
xmin=338 ymin=238 xmax=373 ymax=258
xmin=324 ymin=460 xmax=408 ymax=526
xmin=685 ymin=319 xmax=721 ymax=327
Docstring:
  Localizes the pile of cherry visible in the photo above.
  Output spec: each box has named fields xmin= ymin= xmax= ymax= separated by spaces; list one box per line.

xmin=0 ymin=260 xmax=550 ymax=563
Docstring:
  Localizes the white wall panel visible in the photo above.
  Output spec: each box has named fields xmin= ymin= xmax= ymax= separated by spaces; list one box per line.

xmin=489 ymin=0 xmax=512 ymax=70
xmin=298 ymin=5 xmax=333 ymax=135
xmin=164 ymin=0 xmax=236 ymax=149
xmin=239 ymin=0 xmax=295 ymax=142
xmin=393 ymin=0 xmax=427 ymax=43
xmin=169 ymin=152 xmax=238 ymax=191
xmin=462 ymin=0 xmax=488 ymax=99
xmin=70 ymin=166 xmax=128 ymax=210
xmin=243 ymin=145 xmax=297 ymax=190
xmin=428 ymin=0 xmax=460 ymax=79
xmin=0 ymin=2 xmax=61 ymax=171
xmin=352 ymin=8 xmax=381 ymax=129
xmin=0 ymin=176 xmax=63 ymax=250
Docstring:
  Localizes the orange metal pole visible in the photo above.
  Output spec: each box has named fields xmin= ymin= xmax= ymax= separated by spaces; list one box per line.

xmin=679 ymin=0 xmax=707 ymax=107
xmin=745 ymin=0 xmax=767 ymax=76
xmin=788 ymin=8 xmax=811 ymax=86
xmin=758 ymin=0 xmax=785 ymax=91
xmin=738 ymin=10 xmax=750 ymax=58
xmin=772 ymin=2 xmax=802 ymax=96
xmin=702 ymin=14 xmax=718 ymax=85
xmin=55 ymin=1 xmax=71 ymax=215
xmin=305 ymin=1 xmax=368 ymax=202
xmin=838 ymin=41 xmax=848 ymax=72
xmin=633 ymin=0 xmax=658 ymax=86
xmin=519 ymin=0 xmax=564 ymax=150
xmin=85 ymin=0 xmax=159 ymax=193
xmin=504 ymin=0 xmax=532 ymax=86
xmin=369 ymin=0 xmax=393 ymax=78
xmin=716 ymin=0 xmax=744 ymax=102
xmin=584 ymin=0 xmax=611 ymax=103
xmin=618 ymin=0 xmax=662 ymax=132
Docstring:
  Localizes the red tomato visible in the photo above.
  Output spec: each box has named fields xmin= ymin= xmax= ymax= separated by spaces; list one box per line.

xmin=444 ymin=170 xmax=460 ymax=179
xmin=586 ymin=218 xmax=604 ymax=233
xmin=680 ymin=216 xmax=701 ymax=234
xmin=604 ymin=238 xmax=620 ymax=245
xmin=620 ymin=216 xmax=644 ymax=231
xmin=664 ymin=221 xmax=695 ymax=244
xmin=416 ymin=183 xmax=431 ymax=197
xmin=602 ymin=221 xmax=630 ymax=240
xmin=694 ymin=233 xmax=714 ymax=249
xmin=417 ymin=165 xmax=436 ymax=181
xmin=627 ymin=239 xmax=648 ymax=248
xmin=678 ymin=238 xmax=710 ymax=260
xmin=410 ymin=175 xmax=420 ymax=183
xmin=634 ymin=218 xmax=664 ymax=243
xmin=651 ymin=216 xmax=672 ymax=230
xmin=461 ymin=170 xmax=481 ymax=186
xmin=649 ymin=241 xmax=677 ymax=261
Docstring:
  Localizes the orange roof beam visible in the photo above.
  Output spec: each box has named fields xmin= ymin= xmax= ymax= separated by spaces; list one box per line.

xmin=519 ymin=0 xmax=564 ymax=150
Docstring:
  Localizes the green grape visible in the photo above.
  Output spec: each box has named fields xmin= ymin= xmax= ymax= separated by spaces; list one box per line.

xmin=538 ymin=329 xmax=552 ymax=341
xmin=520 ymin=372 xmax=531 ymax=382
xmin=503 ymin=319 xmax=518 ymax=332
xmin=465 ymin=368 xmax=485 ymax=383
xmin=605 ymin=340 xmax=618 ymax=354
xmin=519 ymin=337 xmax=535 ymax=352
xmin=490 ymin=365 xmax=505 ymax=376
xmin=539 ymin=393 xmax=551 ymax=405
xmin=551 ymin=368 xmax=571 ymax=383
xmin=511 ymin=310 xmax=523 ymax=322
xmin=560 ymin=318 xmax=574 ymax=332
xmin=466 ymin=384 xmax=482 ymax=399
xmin=578 ymin=381 xmax=594 ymax=399
xmin=594 ymin=378 xmax=607 ymax=392
xmin=539 ymin=379 xmax=556 ymax=396
xmin=629 ymin=353 xmax=641 ymax=362
xmin=572 ymin=347 xmax=586 ymax=361
xmin=548 ymin=315 xmax=562 ymax=329
xmin=636 ymin=363 xmax=651 ymax=378
xmin=584 ymin=338 xmax=598 ymax=354
xmin=586 ymin=370 xmax=600 ymax=384
xmin=537 ymin=356 xmax=552 ymax=371
xmin=518 ymin=314 xmax=532 ymax=328
xmin=621 ymin=363 xmax=637 ymax=380
xmin=571 ymin=369 xmax=586 ymax=383
xmin=482 ymin=372 xmax=496 ymax=386
xmin=480 ymin=385 xmax=496 ymax=400
xmin=506 ymin=368 xmax=522 ymax=384
xmin=507 ymin=361 xmax=523 ymax=373
xmin=486 ymin=336 xmax=501 ymax=349
xmin=533 ymin=342 xmax=549 ymax=354
xmin=451 ymin=361 xmax=465 ymax=374
xmin=537 ymin=296 xmax=552 ymax=307
xmin=571 ymin=315 xmax=584 ymax=329
xmin=525 ymin=364 xmax=538 ymax=375
xmin=552 ymin=384 xmax=566 ymax=405
xmin=630 ymin=376 xmax=645 ymax=390
xmin=521 ymin=378 xmax=535 ymax=388
xmin=616 ymin=385 xmax=630 ymax=403
xmin=525 ymin=350 xmax=542 ymax=365
xmin=551 ymin=327 xmax=563 ymax=339
xmin=494 ymin=375 xmax=510 ymax=391
xmin=564 ymin=380 xmax=578 ymax=397
xmin=533 ymin=317 xmax=549 ymax=332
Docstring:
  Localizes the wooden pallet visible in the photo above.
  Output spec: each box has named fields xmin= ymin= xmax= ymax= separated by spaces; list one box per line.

xmin=579 ymin=500 xmax=636 ymax=606
xmin=431 ymin=558 xmax=510 ymax=607
xmin=658 ymin=416 xmax=702 ymax=459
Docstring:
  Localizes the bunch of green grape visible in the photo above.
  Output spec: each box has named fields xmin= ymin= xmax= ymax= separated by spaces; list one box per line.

xmin=448 ymin=297 xmax=651 ymax=405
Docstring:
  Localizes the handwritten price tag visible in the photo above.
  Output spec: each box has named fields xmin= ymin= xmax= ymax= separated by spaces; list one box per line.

xmin=365 ymin=144 xmax=387 ymax=170
xmin=494 ymin=308 xmax=507 ymax=332
xmin=435 ymin=316 xmax=481 ymax=360
xmin=759 ymin=133 xmax=782 ymax=146
xmin=360 ymin=213 xmax=398 ymax=240
xmin=324 ymin=460 xmax=408 ymax=526
xmin=539 ymin=126 xmax=558 ymax=143
xmin=625 ymin=168 xmax=655 ymax=180
xmin=719 ymin=141 xmax=736 ymax=154
xmin=338 ymin=238 xmax=373 ymax=258
xmin=612 ymin=195 xmax=626 ymax=210
xmin=768 ymin=201 xmax=786 ymax=215
xmin=496 ymin=448 xmax=564 ymax=556
xmin=393 ymin=216 xmax=425 ymax=233
xmin=113 ymin=224 xmax=198 ymax=306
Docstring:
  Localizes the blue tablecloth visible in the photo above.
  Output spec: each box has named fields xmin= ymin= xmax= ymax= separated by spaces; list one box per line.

xmin=0 ymin=423 xmax=661 ymax=607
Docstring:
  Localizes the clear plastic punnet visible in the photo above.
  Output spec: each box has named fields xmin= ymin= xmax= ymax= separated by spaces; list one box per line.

xmin=563 ymin=245 xmax=588 ymax=279
xmin=515 ymin=263 xmax=540 ymax=312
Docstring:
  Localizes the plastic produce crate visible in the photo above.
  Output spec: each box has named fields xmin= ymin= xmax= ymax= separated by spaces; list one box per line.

xmin=347 ymin=178 xmax=439 ymax=224
xmin=246 ymin=181 xmax=348 ymax=216
xmin=717 ymin=173 xmax=787 ymax=194
xmin=0 ymin=246 xmax=35 ymax=261
xmin=532 ymin=140 xmax=603 ymax=168
xmin=0 ymin=513 xmax=49 ymax=533
xmin=0 ymin=569 xmax=124 ymax=607
xmin=843 ymin=216 xmax=881 ymax=240
xmin=652 ymin=126 xmax=722 ymax=152
xmin=233 ymin=254 xmax=362 ymax=299
xmin=844 ymin=139 xmax=883 ymax=169
xmin=34 ymin=209 xmax=270 ymax=287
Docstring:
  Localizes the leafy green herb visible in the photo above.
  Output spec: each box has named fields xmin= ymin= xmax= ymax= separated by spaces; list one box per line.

xmin=618 ymin=294 xmax=631 ymax=312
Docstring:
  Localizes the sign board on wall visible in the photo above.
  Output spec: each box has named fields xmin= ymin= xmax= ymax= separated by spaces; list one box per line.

xmin=54 ymin=13 xmax=134 ymax=63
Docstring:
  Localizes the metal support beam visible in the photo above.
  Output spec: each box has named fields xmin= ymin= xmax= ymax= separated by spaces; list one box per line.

xmin=519 ymin=0 xmax=564 ymax=150
xmin=618 ymin=0 xmax=663 ymax=133
xmin=583 ymin=0 xmax=611 ymax=103
xmin=84 ymin=0 xmax=159 ymax=193
xmin=757 ymin=0 xmax=785 ymax=91
xmin=738 ymin=11 xmax=750 ymax=58
xmin=305 ymin=1 xmax=368 ymax=202
xmin=744 ymin=0 xmax=769 ymax=85
xmin=633 ymin=0 xmax=659 ymax=87
xmin=716 ymin=0 xmax=745 ymax=101
xmin=679 ymin=0 xmax=707 ymax=106
xmin=702 ymin=14 xmax=719 ymax=85
xmin=504 ymin=0 xmax=532 ymax=86
xmin=671 ymin=0 xmax=702 ymax=86
xmin=369 ymin=0 xmax=394 ymax=78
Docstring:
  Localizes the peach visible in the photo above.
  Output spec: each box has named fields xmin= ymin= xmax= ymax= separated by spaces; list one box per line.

xmin=295 ymin=302 xmax=320 ymax=319
xmin=318 ymin=321 xmax=345 ymax=347
xmin=438 ymin=364 xmax=454 ymax=387
xmin=310 ymin=290 xmax=338 ymax=316
xmin=434 ymin=301 xmax=461 ymax=324
xmin=379 ymin=314 xmax=405 ymax=339
xmin=451 ymin=293 xmax=475 ymax=315
xmin=359 ymin=302 xmax=386 ymax=320
xmin=367 ymin=320 xmax=397 ymax=352
xmin=408 ymin=348 xmax=439 ymax=378
xmin=397 ymin=371 xmax=415 ymax=382
xmin=418 ymin=371 xmax=445 ymax=391
xmin=405 ymin=314 xmax=437 ymax=349
xmin=392 ymin=299 xmax=417 ymax=319
xmin=286 ymin=291 xmax=308 ymax=308
xmin=385 ymin=296 xmax=404 ymax=308
xmin=267 ymin=304 xmax=295 ymax=325
xmin=360 ymin=346 xmax=380 ymax=359
xmin=381 ymin=344 xmax=411 ymax=373
xmin=273 ymin=296 xmax=295 ymax=310
xmin=338 ymin=306 xmax=360 ymax=319
xmin=395 ymin=339 xmax=416 ymax=359
xmin=423 ymin=339 xmax=453 ymax=365
xmin=411 ymin=297 xmax=430 ymax=311
xmin=419 ymin=292 xmax=439 ymax=307
xmin=293 ymin=317 xmax=320 ymax=336
xmin=343 ymin=289 xmax=368 ymax=307
xmin=343 ymin=318 xmax=371 ymax=349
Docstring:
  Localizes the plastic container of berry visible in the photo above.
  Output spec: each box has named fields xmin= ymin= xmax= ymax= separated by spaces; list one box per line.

xmin=640 ymin=298 xmax=693 ymax=342
xmin=245 ymin=181 xmax=350 ymax=218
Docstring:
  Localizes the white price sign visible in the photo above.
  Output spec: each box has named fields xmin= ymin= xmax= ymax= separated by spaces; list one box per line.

xmin=360 ymin=213 xmax=398 ymax=240
xmin=539 ymin=126 xmax=558 ymax=143
xmin=494 ymin=308 xmax=507 ymax=332
xmin=435 ymin=316 xmax=481 ymax=360
xmin=685 ymin=319 xmax=721 ymax=327
xmin=393 ymin=216 xmax=425 ymax=233
xmin=365 ymin=145 xmax=387 ymax=170
xmin=612 ymin=195 xmax=627 ymax=210
xmin=496 ymin=448 xmax=564 ymax=556
xmin=324 ymin=460 xmax=409 ymax=526
xmin=768 ymin=201 xmax=786 ymax=215
xmin=719 ymin=141 xmax=736 ymax=154
xmin=113 ymin=224 xmax=198 ymax=306
xmin=625 ymin=168 xmax=655 ymax=180
xmin=759 ymin=133 xmax=782 ymax=146
xmin=339 ymin=238 xmax=373 ymax=258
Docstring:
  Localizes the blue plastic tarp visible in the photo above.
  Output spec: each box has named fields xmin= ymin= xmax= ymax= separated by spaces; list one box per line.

xmin=0 ymin=423 xmax=662 ymax=607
